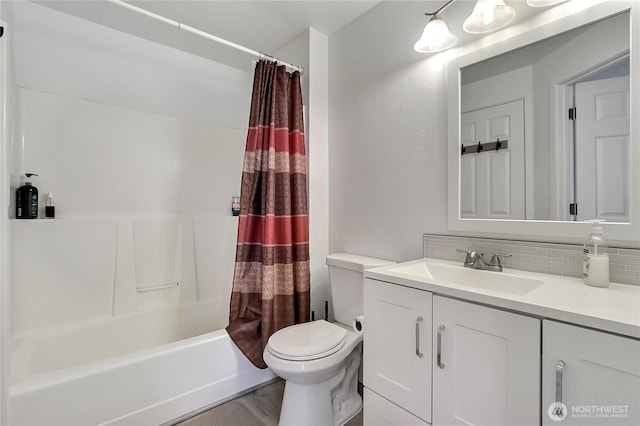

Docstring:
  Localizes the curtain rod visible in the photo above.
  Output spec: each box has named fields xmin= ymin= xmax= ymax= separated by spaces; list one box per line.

xmin=108 ymin=0 xmax=304 ymax=74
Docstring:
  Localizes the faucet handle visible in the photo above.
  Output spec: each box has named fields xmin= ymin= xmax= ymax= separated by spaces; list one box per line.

xmin=456 ymin=248 xmax=472 ymax=263
xmin=490 ymin=253 xmax=512 ymax=268
xmin=457 ymin=249 xmax=486 ymax=265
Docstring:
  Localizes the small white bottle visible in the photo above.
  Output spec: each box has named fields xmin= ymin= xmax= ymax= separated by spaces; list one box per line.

xmin=45 ymin=192 xmax=55 ymax=218
xmin=583 ymin=220 xmax=609 ymax=288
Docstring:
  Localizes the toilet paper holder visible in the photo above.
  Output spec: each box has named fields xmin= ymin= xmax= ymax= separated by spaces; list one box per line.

xmin=353 ymin=315 xmax=364 ymax=332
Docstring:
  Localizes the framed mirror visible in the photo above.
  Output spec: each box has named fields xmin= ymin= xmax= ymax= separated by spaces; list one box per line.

xmin=447 ymin=1 xmax=639 ymax=243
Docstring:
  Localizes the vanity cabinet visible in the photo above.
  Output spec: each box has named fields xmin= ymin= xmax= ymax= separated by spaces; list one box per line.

xmin=432 ymin=296 xmax=541 ymax=426
xmin=542 ymin=320 xmax=640 ymax=426
xmin=363 ymin=273 xmax=640 ymax=426
xmin=363 ymin=278 xmax=432 ymax=423
xmin=364 ymin=279 xmax=540 ymax=426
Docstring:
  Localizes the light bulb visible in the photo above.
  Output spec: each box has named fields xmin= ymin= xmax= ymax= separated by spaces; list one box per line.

xmin=463 ymin=0 xmax=516 ymax=34
xmin=414 ymin=16 xmax=458 ymax=53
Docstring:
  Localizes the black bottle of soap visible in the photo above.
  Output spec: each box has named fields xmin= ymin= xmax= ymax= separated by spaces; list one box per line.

xmin=16 ymin=173 xmax=39 ymax=219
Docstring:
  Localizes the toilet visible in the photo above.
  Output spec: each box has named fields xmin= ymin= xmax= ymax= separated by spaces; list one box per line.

xmin=263 ymin=253 xmax=395 ymax=426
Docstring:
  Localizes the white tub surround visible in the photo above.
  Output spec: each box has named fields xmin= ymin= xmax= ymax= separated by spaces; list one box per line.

xmin=10 ymin=216 xmax=237 ymax=336
xmin=9 ymin=300 xmax=276 ymax=426
xmin=11 ymin=301 xmax=214 ymax=382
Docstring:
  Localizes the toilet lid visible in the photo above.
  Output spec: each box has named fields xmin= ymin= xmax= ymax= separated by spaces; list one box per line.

xmin=268 ymin=320 xmax=347 ymax=361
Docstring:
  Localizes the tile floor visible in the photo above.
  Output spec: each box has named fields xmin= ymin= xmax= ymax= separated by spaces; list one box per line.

xmin=175 ymin=379 xmax=363 ymax=426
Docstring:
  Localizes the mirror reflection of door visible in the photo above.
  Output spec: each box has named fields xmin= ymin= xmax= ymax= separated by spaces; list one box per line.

xmin=573 ymin=75 xmax=630 ymax=222
xmin=460 ymin=100 xmax=525 ymax=219
xmin=459 ymin=12 xmax=630 ymax=223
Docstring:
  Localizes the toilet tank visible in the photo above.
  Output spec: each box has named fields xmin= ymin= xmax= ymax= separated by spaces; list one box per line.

xmin=326 ymin=253 xmax=396 ymax=326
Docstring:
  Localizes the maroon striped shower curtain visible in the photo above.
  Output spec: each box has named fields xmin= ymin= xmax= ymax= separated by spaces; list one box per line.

xmin=226 ymin=60 xmax=310 ymax=369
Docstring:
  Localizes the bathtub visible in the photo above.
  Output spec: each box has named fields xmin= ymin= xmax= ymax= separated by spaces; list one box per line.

xmin=9 ymin=300 xmax=276 ymax=425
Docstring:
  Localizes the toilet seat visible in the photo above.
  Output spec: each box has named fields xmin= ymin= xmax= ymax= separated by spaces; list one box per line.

xmin=267 ymin=320 xmax=347 ymax=361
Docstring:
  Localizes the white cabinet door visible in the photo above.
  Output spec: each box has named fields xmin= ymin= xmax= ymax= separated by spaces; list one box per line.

xmin=363 ymin=388 xmax=429 ymax=426
xmin=363 ymin=279 xmax=432 ymax=423
xmin=543 ymin=320 xmax=640 ymax=426
xmin=432 ymin=296 xmax=540 ymax=426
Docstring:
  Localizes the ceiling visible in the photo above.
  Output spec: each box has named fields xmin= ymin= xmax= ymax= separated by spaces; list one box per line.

xmin=34 ymin=0 xmax=382 ymax=71
xmin=34 ymin=1 xmax=549 ymax=71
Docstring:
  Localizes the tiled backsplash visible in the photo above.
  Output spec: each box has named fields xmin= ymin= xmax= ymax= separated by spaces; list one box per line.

xmin=423 ymin=234 xmax=640 ymax=286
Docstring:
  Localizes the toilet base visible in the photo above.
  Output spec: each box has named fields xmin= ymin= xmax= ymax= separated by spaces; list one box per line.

xmin=278 ymin=347 xmax=362 ymax=426
xmin=332 ymin=391 xmax=362 ymax=426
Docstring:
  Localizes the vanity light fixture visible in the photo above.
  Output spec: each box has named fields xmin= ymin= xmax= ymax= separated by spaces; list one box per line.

xmin=463 ymin=0 xmax=516 ymax=34
xmin=526 ymin=0 xmax=566 ymax=6
xmin=414 ymin=0 xmax=458 ymax=53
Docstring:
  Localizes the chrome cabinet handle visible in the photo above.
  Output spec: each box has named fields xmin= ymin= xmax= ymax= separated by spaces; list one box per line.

xmin=437 ymin=325 xmax=445 ymax=369
xmin=415 ymin=317 xmax=424 ymax=358
xmin=552 ymin=360 xmax=566 ymax=418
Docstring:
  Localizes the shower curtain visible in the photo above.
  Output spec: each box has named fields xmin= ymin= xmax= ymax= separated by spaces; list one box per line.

xmin=226 ymin=60 xmax=310 ymax=369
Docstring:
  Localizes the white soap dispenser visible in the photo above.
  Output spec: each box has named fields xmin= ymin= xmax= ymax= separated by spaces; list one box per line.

xmin=583 ymin=220 xmax=609 ymax=288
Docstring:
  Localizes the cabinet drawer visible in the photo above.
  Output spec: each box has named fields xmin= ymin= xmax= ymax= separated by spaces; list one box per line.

xmin=363 ymin=388 xmax=429 ymax=426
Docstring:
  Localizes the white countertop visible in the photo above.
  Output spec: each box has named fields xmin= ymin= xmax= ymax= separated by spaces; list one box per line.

xmin=365 ymin=258 xmax=640 ymax=339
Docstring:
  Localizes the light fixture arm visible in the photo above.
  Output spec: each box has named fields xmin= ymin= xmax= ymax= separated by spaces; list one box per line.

xmin=425 ymin=0 xmax=456 ymax=18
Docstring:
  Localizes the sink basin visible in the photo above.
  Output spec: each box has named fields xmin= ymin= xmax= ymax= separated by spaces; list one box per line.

xmin=387 ymin=261 xmax=544 ymax=296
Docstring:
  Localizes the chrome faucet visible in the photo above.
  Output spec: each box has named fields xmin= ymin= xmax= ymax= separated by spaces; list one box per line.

xmin=456 ymin=249 xmax=512 ymax=272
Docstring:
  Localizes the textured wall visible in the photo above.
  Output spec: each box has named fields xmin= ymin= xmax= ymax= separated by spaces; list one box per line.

xmin=329 ymin=1 xmax=449 ymax=263
xmin=328 ymin=1 xmax=634 ymax=261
